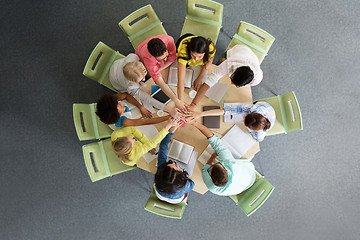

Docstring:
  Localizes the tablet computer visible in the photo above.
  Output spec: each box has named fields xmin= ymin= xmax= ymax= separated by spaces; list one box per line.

xmin=202 ymin=106 xmax=220 ymax=129
xmin=151 ymin=88 xmax=171 ymax=105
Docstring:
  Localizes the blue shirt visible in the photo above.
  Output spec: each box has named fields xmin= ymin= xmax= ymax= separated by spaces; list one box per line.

xmin=202 ymin=135 xmax=255 ymax=196
xmin=224 ymin=101 xmax=275 ymax=142
xmin=114 ymin=106 xmax=130 ymax=127
xmin=155 ymin=132 xmax=195 ymax=199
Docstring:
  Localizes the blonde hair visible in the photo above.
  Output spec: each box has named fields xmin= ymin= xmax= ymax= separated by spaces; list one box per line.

xmin=112 ymin=137 xmax=133 ymax=163
xmin=123 ymin=61 xmax=146 ymax=82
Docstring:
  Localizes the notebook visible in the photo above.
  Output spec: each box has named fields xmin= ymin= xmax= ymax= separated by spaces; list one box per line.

xmin=167 ymin=66 xmax=194 ymax=88
xmin=202 ymin=106 xmax=220 ymax=129
xmin=221 ymin=125 xmax=256 ymax=159
xmin=167 ymin=139 xmax=194 ymax=164
xmin=205 ymin=82 xmax=229 ymax=103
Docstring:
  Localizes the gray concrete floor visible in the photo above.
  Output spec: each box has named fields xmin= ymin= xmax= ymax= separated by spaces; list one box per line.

xmin=1 ymin=0 xmax=360 ymax=239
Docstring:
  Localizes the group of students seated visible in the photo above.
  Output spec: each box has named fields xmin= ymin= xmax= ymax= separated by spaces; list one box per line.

xmin=94 ymin=33 xmax=275 ymax=202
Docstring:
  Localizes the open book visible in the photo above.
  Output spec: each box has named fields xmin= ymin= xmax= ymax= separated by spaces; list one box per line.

xmin=167 ymin=139 xmax=194 ymax=164
xmin=167 ymin=66 xmax=194 ymax=88
xmin=221 ymin=125 xmax=256 ymax=159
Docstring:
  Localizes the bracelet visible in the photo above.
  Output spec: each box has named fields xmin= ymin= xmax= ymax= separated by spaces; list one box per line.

xmin=191 ymin=102 xmax=197 ymax=106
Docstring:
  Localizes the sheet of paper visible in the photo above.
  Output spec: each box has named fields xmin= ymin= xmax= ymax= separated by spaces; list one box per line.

xmin=221 ymin=125 xmax=255 ymax=159
xmin=223 ymin=102 xmax=252 ymax=123
xmin=135 ymin=125 xmax=160 ymax=163
xmin=205 ymin=82 xmax=229 ymax=103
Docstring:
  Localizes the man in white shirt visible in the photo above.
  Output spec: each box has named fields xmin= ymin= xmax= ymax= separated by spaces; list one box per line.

xmin=189 ymin=45 xmax=263 ymax=110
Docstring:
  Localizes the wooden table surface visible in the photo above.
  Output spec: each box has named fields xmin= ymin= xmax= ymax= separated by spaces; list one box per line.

xmin=136 ymin=64 xmax=260 ymax=195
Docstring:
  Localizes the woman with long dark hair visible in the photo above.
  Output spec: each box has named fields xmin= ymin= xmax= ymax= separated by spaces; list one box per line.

xmin=154 ymin=122 xmax=195 ymax=203
xmin=175 ymin=35 xmax=216 ymax=101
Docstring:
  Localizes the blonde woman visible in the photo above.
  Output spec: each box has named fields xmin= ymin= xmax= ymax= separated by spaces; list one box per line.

xmin=111 ymin=118 xmax=180 ymax=166
xmin=109 ymin=53 xmax=181 ymax=119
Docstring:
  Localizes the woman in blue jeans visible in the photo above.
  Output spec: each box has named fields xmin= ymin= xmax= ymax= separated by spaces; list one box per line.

xmin=154 ymin=124 xmax=195 ymax=204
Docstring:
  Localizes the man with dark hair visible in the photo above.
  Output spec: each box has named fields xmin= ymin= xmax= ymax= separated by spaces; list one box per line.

xmin=188 ymin=119 xmax=256 ymax=196
xmin=147 ymin=38 xmax=167 ymax=57
xmin=189 ymin=44 xmax=263 ymax=110
xmin=95 ymin=93 xmax=170 ymax=129
xmin=136 ymin=35 xmax=187 ymax=110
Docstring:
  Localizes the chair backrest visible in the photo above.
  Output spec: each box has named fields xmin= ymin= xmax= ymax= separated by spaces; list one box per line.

xmin=257 ymin=91 xmax=303 ymax=135
xmin=186 ymin=0 xmax=223 ymax=27
xmin=83 ymin=41 xmax=124 ymax=92
xmin=280 ymin=91 xmax=303 ymax=133
xmin=229 ymin=170 xmax=274 ymax=216
xmin=181 ymin=0 xmax=223 ymax=43
xmin=73 ymin=103 xmax=113 ymax=141
xmin=82 ymin=139 xmax=136 ymax=182
xmin=144 ymin=188 xmax=187 ymax=219
xmin=118 ymin=4 xmax=167 ymax=49
xmin=227 ymin=21 xmax=275 ymax=64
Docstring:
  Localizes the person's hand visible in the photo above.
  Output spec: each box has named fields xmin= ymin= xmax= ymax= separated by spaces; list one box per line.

xmin=169 ymin=107 xmax=185 ymax=120
xmin=169 ymin=120 xmax=182 ymax=132
xmin=174 ymin=99 xmax=188 ymax=111
xmin=165 ymin=117 xmax=179 ymax=130
xmin=185 ymin=116 xmax=197 ymax=125
xmin=139 ymin=106 xmax=152 ymax=118
xmin=148 ymin=148 xmax=156 ymax=155
xmin=193 ymin=78 xmax=202 ymax=92
xmin=187 ymin=103 xmax=196 ymax=112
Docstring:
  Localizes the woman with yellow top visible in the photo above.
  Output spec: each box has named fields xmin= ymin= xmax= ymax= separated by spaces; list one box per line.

xmin=111 ymin=118 xmax=180 ymax=166
xmin=176 ymin=34 xmax=216 ymax=100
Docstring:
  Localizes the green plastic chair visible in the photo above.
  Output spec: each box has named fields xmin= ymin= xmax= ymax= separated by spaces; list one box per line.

xmin=83 ymin=41 xmax=125 ymax=92
xmin=256 ymin=91 xmax=303 ymax=136
xmin=180 ymin=0 xmax=223 ymax=44
xmin=227 ymin=21 xmax=275 ymax=64
xmin=144 ymin=187 xmax=187 ymax=219
xmin=82 ymin=138 xmax=136 ymax=182
xmin=229 ymin=171 xmax=274 ymax=216
xmin=73 ymin=103 xmax=113 ymax=141
xmin=119 ymin=4 xmax=167 ymax=49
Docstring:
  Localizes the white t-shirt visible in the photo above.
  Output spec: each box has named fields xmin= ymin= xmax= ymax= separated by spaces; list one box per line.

xmin=204 ymin=45 xmax=263 ymax=88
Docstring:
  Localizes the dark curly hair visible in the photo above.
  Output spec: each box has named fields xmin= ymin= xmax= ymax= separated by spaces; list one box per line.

xmin=231 ymin=66 xmax=254 ymax=87
xmin=178 ymin=36 xmax=215 ymax=63
xmin=155 ymin=162 xmax=189 ymax=194
xmin=147 ymin=38 xmax=167 ymax=57
xmin=95 ymin=94 xmax=120 ymax=124
xmin=210 ymin=163 xmax=229 ymax=187
xmin=244 ymin=112 xmax=271 ymax=131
